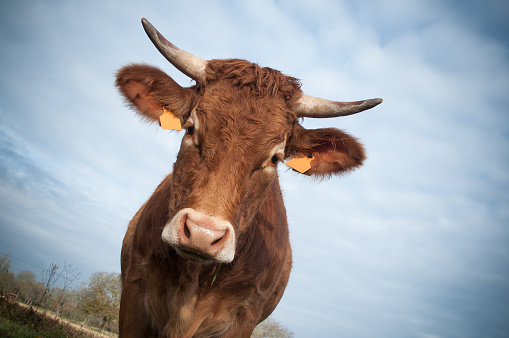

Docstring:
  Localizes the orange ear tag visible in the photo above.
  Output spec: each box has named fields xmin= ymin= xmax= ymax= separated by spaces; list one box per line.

xmin=285 ymin=153 xmax=313 ymax=173
xmin=159 ymin=107 xmax=182 ymax=131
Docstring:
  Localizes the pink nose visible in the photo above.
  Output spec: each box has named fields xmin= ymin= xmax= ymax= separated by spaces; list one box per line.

xmin=178 ymin=216 xmax=228 ymax=259
xmin=162 ymin=208 xmax=236 ymax=263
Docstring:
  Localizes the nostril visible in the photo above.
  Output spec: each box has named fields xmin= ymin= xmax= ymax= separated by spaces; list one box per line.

xmin=182 ymin=216 xmax=227 ymax=249
xmin=211 ymin=236 xmax=223 ymax=246
xmin=184 ymin=223 xmax=191 ymax=239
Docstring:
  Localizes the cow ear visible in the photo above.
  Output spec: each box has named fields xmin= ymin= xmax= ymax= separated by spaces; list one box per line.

xmin=286 ymin=124 xmax=366 ymax=177
xmin=115 ymin=64 xmax=195 ymax=122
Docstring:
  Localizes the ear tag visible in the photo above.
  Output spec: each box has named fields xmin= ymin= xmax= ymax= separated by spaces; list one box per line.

xmin=159 ymin=107 xmax=182 ymax=131
xmin=285 ymin=153 xmax=313 ymax=173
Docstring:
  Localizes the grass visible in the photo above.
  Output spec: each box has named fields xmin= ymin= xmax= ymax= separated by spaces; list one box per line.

xmin=0 ymin=315 xmax=57 ymax=338
xmin=0 ymin=297 xmax=101 ymax=338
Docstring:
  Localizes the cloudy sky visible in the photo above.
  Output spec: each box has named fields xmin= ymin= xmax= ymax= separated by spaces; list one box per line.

xmin=1 ymin=0 xmax=508 ymax=337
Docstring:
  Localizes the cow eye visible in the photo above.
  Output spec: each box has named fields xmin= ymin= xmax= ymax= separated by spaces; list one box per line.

xmin=186 ymin=126 xmax=195 ymax=135
xmin=271 ymin=155 xmax=280 ymax=164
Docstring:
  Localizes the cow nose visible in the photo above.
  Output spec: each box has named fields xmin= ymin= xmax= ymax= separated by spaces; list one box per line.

xmin=162 ymin=208 xmax=236 ymax=263
xmin=180 ymin=216 xmax=227 ymax=256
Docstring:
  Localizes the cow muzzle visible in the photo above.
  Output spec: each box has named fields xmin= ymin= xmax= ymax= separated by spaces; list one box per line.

xmin=161 ymin=208 xmax=236 ymax=263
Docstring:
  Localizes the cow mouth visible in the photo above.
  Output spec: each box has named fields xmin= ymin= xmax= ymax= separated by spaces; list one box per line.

xmin=175 ymin=247 xmax=213 ymax=263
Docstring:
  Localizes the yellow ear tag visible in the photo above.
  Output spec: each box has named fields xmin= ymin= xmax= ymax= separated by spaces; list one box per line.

xmin=285 ymin=153 xmax=313 ymax=173
xmin=159 ymin=107 xmax=182 ymax=131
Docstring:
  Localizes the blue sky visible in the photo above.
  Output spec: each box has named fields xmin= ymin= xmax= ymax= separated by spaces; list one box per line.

xmin=1 ymin=0 xmax=508 ymax=337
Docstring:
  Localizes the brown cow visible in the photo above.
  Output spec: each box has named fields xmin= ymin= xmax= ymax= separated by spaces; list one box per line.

xmin=116 ymin=18 xmax=382 ymax=337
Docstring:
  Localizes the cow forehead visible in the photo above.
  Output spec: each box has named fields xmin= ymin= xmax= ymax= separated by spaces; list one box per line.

xmin=196 ymin=83 xmax=296 ymax=138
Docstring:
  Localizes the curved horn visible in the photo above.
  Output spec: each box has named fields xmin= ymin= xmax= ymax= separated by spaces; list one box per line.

xmin=295 ymin=94 xmax=383 ymax=118
xmin=141 ymin=18 xmax=208 ymax=82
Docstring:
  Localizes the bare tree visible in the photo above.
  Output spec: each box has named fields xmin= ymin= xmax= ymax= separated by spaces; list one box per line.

xmin=0 ymin=254 xmax=10 ymax=271
xmin=0 ymin=254 xmax=13 ymax=296
xmin=251 ymin=318 xmax=294 ymax=338
xmin=55 ymin=261 xmax=80 ymax=316
xmin=37 ymin=262 xmax=60 ymax=306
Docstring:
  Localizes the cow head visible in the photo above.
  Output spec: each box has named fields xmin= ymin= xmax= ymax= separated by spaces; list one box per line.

xmin=116 ymin=19 xmax=382 ymax=264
